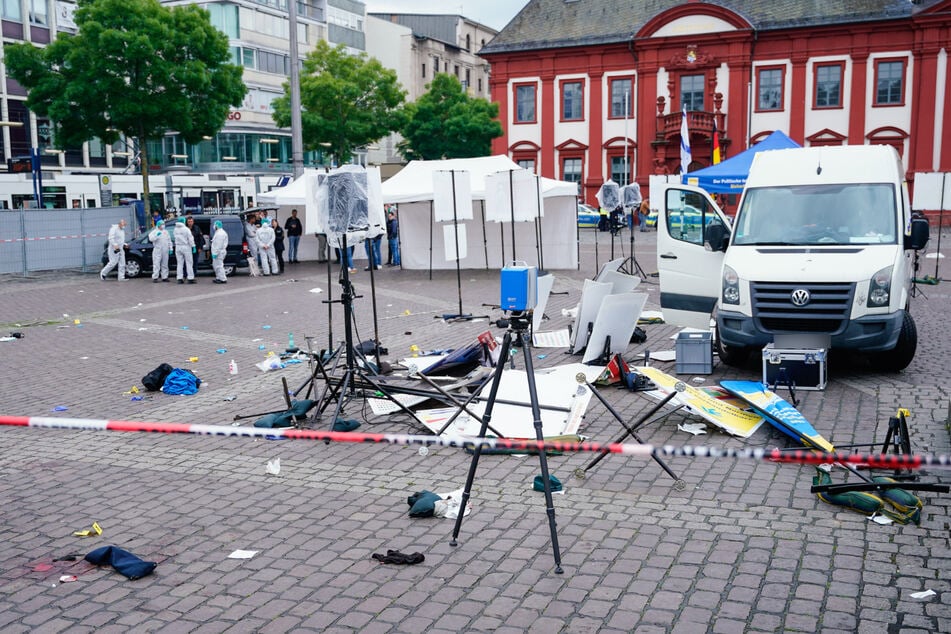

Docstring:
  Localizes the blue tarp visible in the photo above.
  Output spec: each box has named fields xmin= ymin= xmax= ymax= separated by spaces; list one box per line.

xmin=682 ymin=131 xmax=801 ymax=194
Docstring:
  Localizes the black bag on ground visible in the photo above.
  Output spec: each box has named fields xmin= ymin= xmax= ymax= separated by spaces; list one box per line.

xmin=142 ymin=363 xmax=174 ymax=391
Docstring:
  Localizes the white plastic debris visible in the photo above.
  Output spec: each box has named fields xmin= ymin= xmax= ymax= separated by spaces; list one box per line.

xmin=228 ymin=550 xmax=258 ymax=559
xmin=677 ymin=422 xmax=708 ymax=436
xmin=910 ymin=590 xmax=936 ymax=600
xmin=266 ymin=458 xmax=281 ymax=475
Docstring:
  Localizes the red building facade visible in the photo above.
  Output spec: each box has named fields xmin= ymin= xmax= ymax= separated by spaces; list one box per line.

xmin=481 ymin=0 xmax=951 ymax=206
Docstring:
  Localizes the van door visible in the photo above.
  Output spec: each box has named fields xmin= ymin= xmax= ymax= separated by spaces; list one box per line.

xmin=657 ymin=185 xmax=731 ymax=329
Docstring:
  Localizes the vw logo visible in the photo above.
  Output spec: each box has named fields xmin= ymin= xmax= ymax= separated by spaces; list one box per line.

xmin=790 ymin=289 xmax=811 ymax=306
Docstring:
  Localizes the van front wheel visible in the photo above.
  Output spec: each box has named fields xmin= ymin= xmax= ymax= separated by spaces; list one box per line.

xmin=715 ymin=325 xmax=751 ymax=367
xmin=869 ymin=311 xmax=917 ymax=372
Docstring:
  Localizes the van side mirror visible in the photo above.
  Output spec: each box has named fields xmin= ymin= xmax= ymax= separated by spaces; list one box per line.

xmin=704 ymin=222 xmax=730 ymax=252
xmin=905 ymin=216 xmax=929 ymax=251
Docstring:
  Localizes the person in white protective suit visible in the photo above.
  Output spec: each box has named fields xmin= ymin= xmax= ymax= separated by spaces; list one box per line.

xmin=256 ymin=217 xmax=278 ymax=276
xmin=148 ymin=219 xmax=172 ymax=282
xmin=210 ymin=220 xmax=229 ymax=284
xmin=244 ymin=213 xmax=259 ymax=266
xmin=173 ymin=217 xmax=196 ymax=284
xmin=100 ymin=218 xmax=128 ymax=280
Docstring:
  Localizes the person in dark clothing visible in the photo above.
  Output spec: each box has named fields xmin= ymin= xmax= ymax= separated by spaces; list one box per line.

xmin=284 ymin=208 xmax=303 ymax=263
xmin=272 ymin=218 xmax=285 ymax=274
xmin=185 ymin=215 xmax=205 ymax=279
xmin=386 ymin=209 xmax=400 ymax=266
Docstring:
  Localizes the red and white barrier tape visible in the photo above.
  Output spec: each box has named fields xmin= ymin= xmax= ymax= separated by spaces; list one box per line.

xmin=1 ymin=415 xmax=948 ymax=470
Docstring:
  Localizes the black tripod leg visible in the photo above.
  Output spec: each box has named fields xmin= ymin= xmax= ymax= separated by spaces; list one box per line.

xmin=327 ymin=368 xmax=353 ymax=429
xmin=451 ymin=332 xmax=513 ymax=547
xmin=517 ymin=330 xmax=564 ymax=573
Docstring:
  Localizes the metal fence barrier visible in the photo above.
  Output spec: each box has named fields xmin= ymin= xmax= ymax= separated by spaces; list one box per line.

xmin=0 ymin=206 xmax=138 ymax=276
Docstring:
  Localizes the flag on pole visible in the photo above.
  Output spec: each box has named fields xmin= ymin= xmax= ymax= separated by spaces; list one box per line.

xmin=712 ymin=118 xmax=722 ymax=165
xmin=680 ymin=107 xmax=692 ymax=174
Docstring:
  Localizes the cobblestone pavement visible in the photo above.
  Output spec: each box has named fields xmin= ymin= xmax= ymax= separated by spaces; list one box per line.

xmin=0 ymin=228 xmax=948 ymax=633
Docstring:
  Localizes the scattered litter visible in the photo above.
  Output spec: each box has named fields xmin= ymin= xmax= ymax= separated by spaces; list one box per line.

xmin=258 ymin=345 xmax=266 ymax=351
xmin=256 ymin=357 xmax=284 ymax=372
xmin=222 ymin=395 xmax=237 ymax=401
xmin=308 ymin=288 xmax=323 ymax=294
xmin=228 ymin=550 xmax=258 ymax=560
xmin=252 ymin=338 xmax=263 ymax=342
xmin=678 ymin=422 xmax=708 ymax=435
xmin=404 ymin=331 xmax=412 ymax=335
xmin=123 ymin=386 xmax=140 ymax=395
xmin=228 ymin=360 xmax=238 ymax=375
xmin=870 ymin=514 xmax=893 ymax=525
xmin=130 ymin=396 xmax=144 ymax=402
xmin=139 ymin=319 xmax=147 ymax=322
xmin=73 ymin=521 xmax=102 ymax=537
xmin=537 ymin=354 xmax=547 ymax=359
xmin=188 ymin=357 xmax=199 ymax=363
xmin=137 ymin=328 xmax=148 ymax=332
xmin=692 ymin=377 xmax=705 ymax=383
xmin=181 ymin=326 xmax=189 ymax=330
xmin=63 ymin=313 xmax=69 ymax=318
xmin=52 ymin=406 xmax=68 ymax=412
xmin=910 ymin=590 xmax=936 ymax=600
xmin=73 ymin=319 xmax=81 ymax=325
xmin=0 ymin=337 xmax=15 ymax=342
xmin=80 ymin=356 xmax=88 ymax=360
xmin=532 ymin=474 xmax=564 ymax=494
xmin=404 ymin=309 xmax=411 ymax=315
xmin=418 ymin=446 xmax=429 ymax=456
xmin=265 ymin=458 xmax=281 ymax=475
xmin=216 ymin=348 xmax=227 ymax=354
xmin=262 ymin=325 xmax=271 ymax=330
xmin=58 ymin=575 xmax=78 ymax=583
xmin=371 ymin=550 xmax=424 ymax=565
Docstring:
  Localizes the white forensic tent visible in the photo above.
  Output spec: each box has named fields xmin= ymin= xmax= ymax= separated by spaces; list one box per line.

xmin=382 ymin=156 xmax=579 ymax=270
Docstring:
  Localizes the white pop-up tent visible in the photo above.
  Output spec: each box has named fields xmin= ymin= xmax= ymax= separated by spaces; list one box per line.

xmin=382 ymin=155 xmax=579 ymax=270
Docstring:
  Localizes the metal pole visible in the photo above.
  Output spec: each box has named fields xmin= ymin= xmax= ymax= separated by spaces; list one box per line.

xmin=287 ymin=0 xmax=305 ymax=178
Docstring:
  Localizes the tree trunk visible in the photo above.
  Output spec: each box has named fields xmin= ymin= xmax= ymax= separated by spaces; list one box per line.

xmin=138 ymin=124 xmax=151 ymax=217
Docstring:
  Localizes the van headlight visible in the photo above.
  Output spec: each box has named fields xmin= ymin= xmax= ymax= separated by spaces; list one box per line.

xmin=722 ymin=265 xmax=740 ymax=305
xmin=867 ymin=266 xmax=892 ymax=307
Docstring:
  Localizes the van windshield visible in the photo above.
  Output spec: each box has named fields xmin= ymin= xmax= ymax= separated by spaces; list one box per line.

xmin=732 ymin=183 xmax=897 ymax=246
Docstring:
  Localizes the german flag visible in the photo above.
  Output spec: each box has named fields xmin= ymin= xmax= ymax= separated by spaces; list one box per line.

xmin=712 ymin=119 xmax=722 ymax=165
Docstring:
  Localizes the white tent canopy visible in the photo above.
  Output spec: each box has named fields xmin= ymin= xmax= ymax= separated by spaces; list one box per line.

xmin=382 ymin=155 xmax=578 ymax=270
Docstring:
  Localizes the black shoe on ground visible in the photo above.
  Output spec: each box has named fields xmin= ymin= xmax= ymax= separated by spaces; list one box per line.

xmin=177 ymin=279 xmax=184 ymax=284
xmin=153 ymin=279 xmax=160 ymax=283
xmin=162 ymin=278 xmax=170 ymax=282
xmin=187 ymin=279 xmax=196 ymax=284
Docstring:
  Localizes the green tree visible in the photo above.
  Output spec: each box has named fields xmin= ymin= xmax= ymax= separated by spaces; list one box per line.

xmin=5 ymin=0 xmax=246 ymax=214
xmin=272 ymin=40 xmax=405 ymax=165
xmin=400 ymin=73 xmax=502 ymax=160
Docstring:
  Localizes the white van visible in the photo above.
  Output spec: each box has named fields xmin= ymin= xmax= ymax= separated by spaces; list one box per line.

xmin=657 ymin=145 xmax=929 ymax=371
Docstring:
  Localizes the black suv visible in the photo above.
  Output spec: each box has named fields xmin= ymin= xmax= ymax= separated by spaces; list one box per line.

xmin=101 ymin=214 xmax=248 ymax=278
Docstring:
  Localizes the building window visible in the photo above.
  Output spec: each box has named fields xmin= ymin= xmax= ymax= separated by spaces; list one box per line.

xmin=757 ymin=67 xmax=784 ymax=111
xmin=681 ymin=74 xmax=704 ymax=112
xmin=454 ymin=65 xmax=459 ymax=77
xmin=561 ymin=80 xmax=583 ymax=121
xmin=478 ymin=78 xmax=483 ymax=93
xmin=2 ymin=0 xmax=22 ymax=20
xmin=875 ymin=60 xmax=905 ymax=106
xmin=611 ymin=156 xmax=630 ymax=187
xmin=466 ymin=34 xmax=471 ymax=52
xmin=562 ymin=157 xmax=582 ymax=185
xmin=814 ymin=63 xmax=843 ymax=108
xmin=610 ymin=78 xmax=633 ymax=119
xmin=207 ymin=2 xmax=239 ymax=38
xmin=242 ymin=48 xmax=256 ymax=69
xmin=30 ymin=0 xmax=48 ymax=25
xmin=515 ymin=84 xmax=536 ymax=123
xmin=421 ymin=63 xmax=426 ymax=78
xmin=516 ymin=159 xmax=535 ymax=171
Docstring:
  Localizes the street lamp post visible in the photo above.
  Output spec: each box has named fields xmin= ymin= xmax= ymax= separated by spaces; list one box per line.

xmin=288 ymin=0 xmax=304 ymax=178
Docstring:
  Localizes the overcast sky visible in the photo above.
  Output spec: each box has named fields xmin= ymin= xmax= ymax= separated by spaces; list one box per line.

xmin=364 ymin=0 xmax=530 ymax=32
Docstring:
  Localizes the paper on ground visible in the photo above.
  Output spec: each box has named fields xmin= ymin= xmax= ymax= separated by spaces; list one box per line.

xmin=533 ymin=329 xmax=570 ymax=348
xmin=419 ymin=363 xmax=599 ymax=438
xmin=635 ymin=350 xmax=676 ymax=362
xmin=910 ymin=590 xmax=936 ymax=600
xmin=228 ymin=550 xmax=258 ymax=559
xmin=678 ymin=422 xmax=707 ymax=435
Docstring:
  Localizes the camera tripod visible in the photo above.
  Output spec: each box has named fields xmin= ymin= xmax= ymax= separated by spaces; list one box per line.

xmin=618 ymin=207 xmax=648 ymax=280
xmin=450 ymin=310 xmax=564 ymax=574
